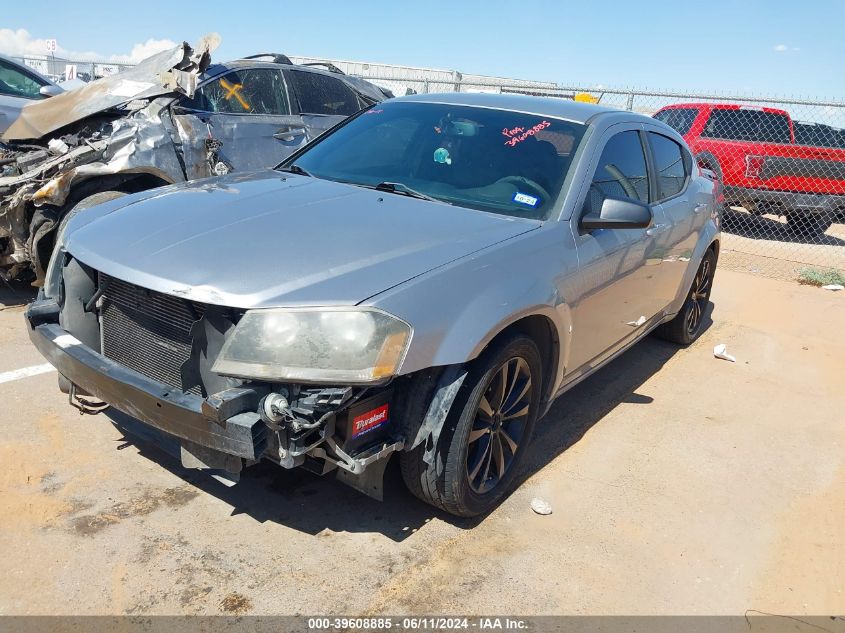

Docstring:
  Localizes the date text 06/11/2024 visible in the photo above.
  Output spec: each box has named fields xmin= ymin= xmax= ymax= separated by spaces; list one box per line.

xmin=306 ymin=617 xmax=529 ymax=630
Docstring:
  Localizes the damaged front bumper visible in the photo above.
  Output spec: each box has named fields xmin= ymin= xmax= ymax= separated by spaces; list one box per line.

xmin=25 ymin=298 xmax=405 ymax=496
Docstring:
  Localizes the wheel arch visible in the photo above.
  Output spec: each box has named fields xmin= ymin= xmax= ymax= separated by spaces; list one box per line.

xmin=467 ymin=311 xmax=561 ymax=409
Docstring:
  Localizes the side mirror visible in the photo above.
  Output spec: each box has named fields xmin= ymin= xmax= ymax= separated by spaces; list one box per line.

xmin=39 ymin=84 xmax=63 ymax=98
xmin=581 ymin=197 xmax=652 ymax=230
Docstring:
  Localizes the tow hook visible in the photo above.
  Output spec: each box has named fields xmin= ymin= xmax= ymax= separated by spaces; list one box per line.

xmin=68 ymin=383 xmax=109 ymax=415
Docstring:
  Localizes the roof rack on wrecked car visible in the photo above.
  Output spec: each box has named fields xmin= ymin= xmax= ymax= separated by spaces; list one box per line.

xmin=239 ymin=53 xmax=294 ymax=65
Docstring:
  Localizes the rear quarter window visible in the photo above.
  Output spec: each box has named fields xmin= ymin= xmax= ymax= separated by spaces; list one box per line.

xmin=648 ymin=132 xmax=690 ymax=200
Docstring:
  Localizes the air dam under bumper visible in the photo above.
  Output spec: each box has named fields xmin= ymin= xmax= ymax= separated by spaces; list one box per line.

xmin=25 ymin=302 xmax=265 ymax=461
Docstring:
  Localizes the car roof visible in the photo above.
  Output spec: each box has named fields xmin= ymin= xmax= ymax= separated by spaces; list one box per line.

xmin=390 ymin=92 xmax=637 ymax=124
xmin=202 ymin=58 xmax=389 ymax=101
xmin=206 ymin=59 xmax=352 ymax=79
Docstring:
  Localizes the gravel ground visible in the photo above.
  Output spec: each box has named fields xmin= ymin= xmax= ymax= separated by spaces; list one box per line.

xmin=720 ymin=211 xmax=845 ymax=279
xmin=0 ymin=268 xmax=842 ymax=616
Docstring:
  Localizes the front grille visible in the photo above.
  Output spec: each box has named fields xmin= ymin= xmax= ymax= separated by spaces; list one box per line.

xmin=100 ymin=273 xmax=205 ymax=395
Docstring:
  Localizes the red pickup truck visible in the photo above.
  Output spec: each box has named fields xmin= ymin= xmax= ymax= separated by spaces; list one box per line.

xmin=654 ymin=103 xmax=845 ymax=235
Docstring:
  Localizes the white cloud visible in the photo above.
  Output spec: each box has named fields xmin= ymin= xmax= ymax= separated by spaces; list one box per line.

xmin=108 ymin=38 xmax=178 ymax=64
xmin=0 ymin=28 xmax=175 ymax=64
xmin=774 ymin=44 xmax=788 ymax=52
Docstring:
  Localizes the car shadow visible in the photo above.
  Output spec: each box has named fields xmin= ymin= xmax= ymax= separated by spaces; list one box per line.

xmin=0 ymin=278 xmax=36 ymax=309
xmin=106 ymin=304 xmax=714 ymax=541
xmin=723 ymin=208 xmax=845 ymax=246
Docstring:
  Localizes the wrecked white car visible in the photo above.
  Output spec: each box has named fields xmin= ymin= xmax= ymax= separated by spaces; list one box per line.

xmin=0 ymin=42 xmax=389 ymax=282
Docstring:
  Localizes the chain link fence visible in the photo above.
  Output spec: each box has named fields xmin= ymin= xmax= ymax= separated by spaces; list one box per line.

xmin=13 ymin=55 xmax=134 ymax=83
xmin=289 ymin=56 xmax=845 ymax=282
xmin=12 ymin=53 xmax=845 ymax=281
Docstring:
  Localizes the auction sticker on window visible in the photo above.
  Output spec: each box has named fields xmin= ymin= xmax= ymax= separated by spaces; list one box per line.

xmin=513 ymin=192 xmax=539 ymax=207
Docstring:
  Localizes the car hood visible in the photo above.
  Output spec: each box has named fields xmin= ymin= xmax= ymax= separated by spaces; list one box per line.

xmin=2 ymin=35 xmax=218 ymax=141
xmin=66 ymin=170 xmax=539 ymax=308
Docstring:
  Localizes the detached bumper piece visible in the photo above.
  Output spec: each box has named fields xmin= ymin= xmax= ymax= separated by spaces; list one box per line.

xmin=26 ymin=304 xmax=265 ymax=462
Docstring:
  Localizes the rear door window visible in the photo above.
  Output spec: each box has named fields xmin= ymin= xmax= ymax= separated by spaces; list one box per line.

xmin=181 ymin=68 xmax=290 ymax=115
xmin=653 ymin=108 xmax=698 ymax=135
xmin=648 ymin=133 xmax=690 ymax=200
xmin=587 ymin=130 xmax=650 ymax=213
xmin=701 ymin=109 xmax=791 ymax=144
xmin=287 ymin=70 xmax=361 ymax=116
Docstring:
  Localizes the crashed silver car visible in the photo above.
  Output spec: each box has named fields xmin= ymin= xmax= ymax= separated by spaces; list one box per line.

xmin=0 ymin=40 xmax=388 ymax=282
xmin=26 ymin=94 xmax=721 ymax=516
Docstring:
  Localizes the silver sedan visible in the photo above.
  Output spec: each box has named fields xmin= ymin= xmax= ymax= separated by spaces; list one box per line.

xmin=26 ymin=93 xmax=720 ymax=516
xmin=0 ymin=54 xmax=62 ymax=133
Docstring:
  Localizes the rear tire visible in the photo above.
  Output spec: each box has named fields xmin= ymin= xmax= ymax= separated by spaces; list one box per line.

xmin=656 ymin=248 xmax=716 ymax=345
xmin=401 ymin=334 xmax=542 ymax=517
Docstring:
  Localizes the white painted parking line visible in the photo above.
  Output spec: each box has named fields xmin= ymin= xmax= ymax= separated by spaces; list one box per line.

xmin=0 ymin=363 xmax=56 ymax=385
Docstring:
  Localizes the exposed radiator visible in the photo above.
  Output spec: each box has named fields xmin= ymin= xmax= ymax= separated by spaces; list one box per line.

xmin=99 ymin=273 xmax=205 ymax=395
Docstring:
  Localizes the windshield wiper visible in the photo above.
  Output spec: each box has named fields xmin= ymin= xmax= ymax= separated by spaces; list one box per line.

xmin=278 ymin=164 xmax=313 ymax=177
xmin=374 ymin=181 xmax=441 ymax=203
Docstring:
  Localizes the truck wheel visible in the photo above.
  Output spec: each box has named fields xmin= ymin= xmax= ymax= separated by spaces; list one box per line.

xmin=787 ymin=212 xmax=833 ymax=238
xmin=656 ymin=248 xmax=716 ymax=346
xmin=400 ymin=334 xmax=542 ymax=517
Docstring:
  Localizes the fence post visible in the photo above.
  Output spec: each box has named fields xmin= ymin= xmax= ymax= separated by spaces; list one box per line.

xmin=453 ymin=70 xmax=462 ymax=93
xmin=423 ymin=79 xmax=429 ymax=94
xmin=625 ymin=92 xmax=634 ymax=111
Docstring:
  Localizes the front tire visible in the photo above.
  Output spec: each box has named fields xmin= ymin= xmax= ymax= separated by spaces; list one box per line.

xmin=400 ymin=335 xmax=542 ymax=517
xmin=656 ymin=248 xmax=717 ymax=345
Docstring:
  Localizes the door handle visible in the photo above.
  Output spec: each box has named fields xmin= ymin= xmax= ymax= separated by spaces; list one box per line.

xmin=646 ymin=223 xmax=668 ymax=237
xmin=273 ymin=126 xmax=307 ymax=141
xmin=693 ymin=203 xmax=707 ymax=214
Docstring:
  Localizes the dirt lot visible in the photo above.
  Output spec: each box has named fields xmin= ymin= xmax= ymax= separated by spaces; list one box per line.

xmin=0 ymin=268 xmax=842 ymax=616
xmin=720 ymin=209 xmax=845 ymax=278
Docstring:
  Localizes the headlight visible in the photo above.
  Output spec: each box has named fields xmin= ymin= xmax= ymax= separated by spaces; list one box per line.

xmin=212 ymin=308 xmax=412 ymax=384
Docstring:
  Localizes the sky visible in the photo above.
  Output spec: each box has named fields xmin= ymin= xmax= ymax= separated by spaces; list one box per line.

xmin=2 ymin=0 xmax=844 ymax=99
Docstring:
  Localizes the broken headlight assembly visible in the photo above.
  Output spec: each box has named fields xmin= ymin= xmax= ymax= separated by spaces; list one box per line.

xmin=212 ymin=308 xmax=412 ymax=384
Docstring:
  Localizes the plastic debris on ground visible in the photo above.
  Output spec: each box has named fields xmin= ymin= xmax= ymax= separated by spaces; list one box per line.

xmin=713 ymin=343 xmax=737 ymax=362
xmin=530 ymin=497 xmax=553 ymax=515
xmin=821 ymin=284 xmax=844 ymax=291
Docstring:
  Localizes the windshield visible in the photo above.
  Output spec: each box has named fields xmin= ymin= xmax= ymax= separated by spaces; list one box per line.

xmin=281 ymin=101 xmax=587 ymax=220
